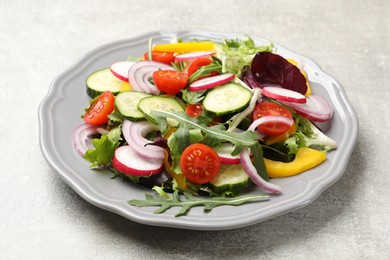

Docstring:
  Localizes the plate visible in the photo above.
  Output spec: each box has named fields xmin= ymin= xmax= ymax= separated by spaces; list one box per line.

xmin=38 ymin=30 xmax=358 ymax=230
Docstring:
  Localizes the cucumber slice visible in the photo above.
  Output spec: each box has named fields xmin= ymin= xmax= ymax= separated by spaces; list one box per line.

xmin=208 ymin=164 xmax=251 ymax=195
xmin=137 ymin=96 xmax=184 ymax=124
xmin=203 ymin=83 xmax=252 ymax=115
xmin=86 ymin=68 xmax=123 ymax=98
xmin=115 ymin=91 xmax=151 ymax=121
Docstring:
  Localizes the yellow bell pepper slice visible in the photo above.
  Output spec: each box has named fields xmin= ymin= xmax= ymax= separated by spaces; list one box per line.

xmin=287 ymin=58 xmax=312 ymax=96
xmin=163 ymin=150 xmax=188 ymax=190
xmin=120 ymin=81 xmax=132 ymax=92
xmin=153 ymin=42 xmax=214 ymax=53
xmin=264 ymin=147 xmax=326 ymax=178
xmin=263 ymin=122 xmax=297 ymax=145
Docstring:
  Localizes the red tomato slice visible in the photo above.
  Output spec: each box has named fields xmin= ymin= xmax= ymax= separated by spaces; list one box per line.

xmin=144 ymin=51 xmax=175 ymax=65
xmin=84 ymin=91 xmax=115 ymax=125
xmin=185 ymin=57 xmax=220 ymax=79
xmin=152 ymin=70 xmax=188 ymax=95
xmin=180 ymin=144 xmax=220 ymax=184
xmin=185 ymin=104 xmax=221 ymax=126
xmin=185 ymin=104 xmax=205 ymax=118
xmin=252 ymin=101 xmax=293 ymax=136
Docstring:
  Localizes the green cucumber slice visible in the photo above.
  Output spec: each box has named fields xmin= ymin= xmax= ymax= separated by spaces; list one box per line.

xmin=137 ymin=96 xmax=184 ymax=125
xmin=203 ymin=83 xmax=252 ymax=115
xmin=115 ymin=91 xmax=151 ymax=121
xmin=86 ymin=68 xmax=123 ymax=98
xmin=208 ymin=164 xmax=251 ymax=195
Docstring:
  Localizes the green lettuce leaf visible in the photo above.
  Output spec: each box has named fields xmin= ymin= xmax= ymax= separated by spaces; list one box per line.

xmin=83 ymin=126 xmax=121 ymax=167
xmin=215 ymin=36 xmax=274 ymax=77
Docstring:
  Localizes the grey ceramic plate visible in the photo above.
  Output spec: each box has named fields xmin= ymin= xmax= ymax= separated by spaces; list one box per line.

xmin=39 ymin=30 xmax=358 ymax=231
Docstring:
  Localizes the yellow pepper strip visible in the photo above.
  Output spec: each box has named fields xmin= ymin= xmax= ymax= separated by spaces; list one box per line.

xmin=263 ymin=122 xmax=297 ymax=146
xmin=264 ymin=147 xmax=326 ymax=178
xmin=287 ymin=58 xmax=312 ymax=96
xmin=163 ymin=150 xmax=188 ymax=190
xmin=153 ymin=42 xmax=215 ymax=53
xmin=120 ymin=81 xmax=132 ymax=92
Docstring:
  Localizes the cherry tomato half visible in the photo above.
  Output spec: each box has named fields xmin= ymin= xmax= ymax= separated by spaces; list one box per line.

xmin=185 ymin=104 xmax=221 ymax=126
xmin=144 ymin=51 xmax=175 ymax=65
xmin=252 ymin=101 xmax=293 ymax=136
xmin=185 ymin=104 xmax=205 ymax=118
xmin=179 ymin=144 xmax=220 ymax=184
xmin=153 ymin=70 xmax=188 ymax=95
xmin=185 ymin=57 xmax=219 ymax=80
xmin=84 ymin=91 xmax=115 ymax=125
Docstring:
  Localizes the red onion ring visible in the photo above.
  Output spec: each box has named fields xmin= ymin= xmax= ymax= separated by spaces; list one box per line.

xmin=281 ymin=95 xmax=333 ymax=122
xmin=128 ymin=60 xmax=175 ymax=95
xmin=239 ymin=116 xmax=294 ymax=194
xmin=122 ymin=120 xmax=164 ymax=160
xmin=73 ymin=123 xmax=101 ymax=156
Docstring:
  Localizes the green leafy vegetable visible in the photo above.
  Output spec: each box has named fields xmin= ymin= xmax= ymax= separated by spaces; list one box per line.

xmin=181 ymin=88 xmax=207 ymax=104
xmin=188 ymin=58 xmax=223 ymax=83
xmin=128 ymin=190 xmax=269 ymax=217
xmin=215 ymin=36 xmax=274 ymax=76
xmin=83 ymin=126 xmax=121 ymax=167
xmin=282 ymin=114 xmax=337 ymax=153
xmin=152 ymin=110 xmax=268 ymax=179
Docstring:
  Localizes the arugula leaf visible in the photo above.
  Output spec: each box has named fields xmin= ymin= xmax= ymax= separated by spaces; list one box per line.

xmin=181 ymin=88 xmax=206 ymax=104
xmin=188 ymin=58 xmax=222 ymax=83
xmin=83 ymin=126 xmax=121 ymax=167
xmin=152 ymin=111 xmax=268 ymax=180
xmin=128 ymin=190 xmax=269 ymax=217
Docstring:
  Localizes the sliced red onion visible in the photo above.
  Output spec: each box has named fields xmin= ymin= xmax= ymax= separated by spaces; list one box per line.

xmin=128 ymin=60 xmax=175 ymax=95
xmin=240 ymin=147 xmax=281 ymax=194
xmin=281 ymin=95 xmax=333 ymax=122
xmin=122 ymin=120 xmax=164 ymax=160
xmin=73 ymin=123 xmax=101 ymax=156
xmin=239 ymin=116 xmax=295 ymax=194
xmin=248 ymin=116 xmax=294 ymax=132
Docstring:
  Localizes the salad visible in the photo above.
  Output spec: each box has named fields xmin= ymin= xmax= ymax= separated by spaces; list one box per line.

xmin=73 ymin=37 xmax=336 ymax=215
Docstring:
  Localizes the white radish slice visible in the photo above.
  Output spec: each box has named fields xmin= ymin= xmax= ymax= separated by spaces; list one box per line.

xmin=215 ymin=143 xmax=241 ymax=164
xmin=128 ymin=60 xmax=175 ymax=94
xmin=174 ymin=51 xmax=215 ymax=62
xmin=282 ymin=95 xmax=333 ymax=122
xmin=122 ymin=120 xmax=165 ymax=160
xmin=110 ymin=61 xmax=135 ymax=82
xmin=112 ymin=145 xmax=163 ymax=177
xmin=189 ymin=73 xmax=235 ymax=92
xmin=262 ymin=86 xmax=307 ymax=103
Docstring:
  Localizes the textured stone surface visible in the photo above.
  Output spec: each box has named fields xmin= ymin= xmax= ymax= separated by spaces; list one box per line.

xmin=0 ymin=0 xmax=389 ymax=259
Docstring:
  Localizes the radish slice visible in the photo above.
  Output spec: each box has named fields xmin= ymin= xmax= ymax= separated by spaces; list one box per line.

xmin=189 ymin=73 xmax=235 ymax=92
xmin=262 ymin=86 xmax=306 ymax=103
xmin=174 ymin=51 xmax=215 ymax=62
xmin=110 ymin=61 xmax=135 ymax=82
xmin=215 ymin=143 xmax=241 ymax=164
xmin=128 ymin=60 xmax=175 ymax=95
xmin=122 ymin=120 xmax=165 ymax=160
xmin=240 ymin=147 xmax=281 ymax=194
xmin=73 ymin=123 xmax=100 ymax=156
xmin=112 ymin=145 xmax=163 ymax=177
xmin=282 ymin=95 xmax=333 ymax=122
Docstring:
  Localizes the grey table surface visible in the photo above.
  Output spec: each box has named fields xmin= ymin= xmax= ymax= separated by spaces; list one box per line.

xmin=1 ymin=0 xmax=389 ymax=259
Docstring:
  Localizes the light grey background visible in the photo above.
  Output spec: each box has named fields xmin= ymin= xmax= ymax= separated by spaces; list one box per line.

xmin=1 ymin=0 xmax=389 ymax=259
